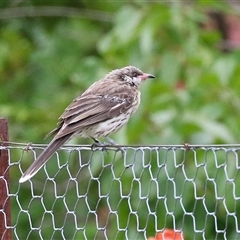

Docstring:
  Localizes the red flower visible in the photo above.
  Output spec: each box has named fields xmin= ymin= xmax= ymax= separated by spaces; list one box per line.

xmin=148 ymin=229 xmax=184 ymax=240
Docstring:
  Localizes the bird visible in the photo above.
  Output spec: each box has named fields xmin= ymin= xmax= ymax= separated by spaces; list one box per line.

xmin=19 ymin=66 xmax=155 ymax=183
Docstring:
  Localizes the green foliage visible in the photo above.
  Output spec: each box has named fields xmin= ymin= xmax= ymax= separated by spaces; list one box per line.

xmin=2 ymin=1 xmax=240 ymax=239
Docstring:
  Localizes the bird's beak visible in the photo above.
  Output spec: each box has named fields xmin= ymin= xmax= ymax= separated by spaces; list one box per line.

xmin=139 ymin=73 xmax=156 ymax=81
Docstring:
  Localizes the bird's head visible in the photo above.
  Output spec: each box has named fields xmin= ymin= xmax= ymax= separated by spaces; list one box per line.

xmin=109 ymin=66 xmax=155 ymax=87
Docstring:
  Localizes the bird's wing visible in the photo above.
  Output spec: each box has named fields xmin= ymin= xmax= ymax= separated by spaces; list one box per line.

xmin=51 ymin=93 xmax=135 ymax=140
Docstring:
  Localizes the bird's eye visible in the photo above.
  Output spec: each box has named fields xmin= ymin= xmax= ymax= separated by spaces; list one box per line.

xmin=132 ymin=72 xmax=138 ymax=77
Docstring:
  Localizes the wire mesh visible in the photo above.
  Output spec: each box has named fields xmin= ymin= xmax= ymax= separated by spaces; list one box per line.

xmin=1 ymin=143 xmax=240 ymax=240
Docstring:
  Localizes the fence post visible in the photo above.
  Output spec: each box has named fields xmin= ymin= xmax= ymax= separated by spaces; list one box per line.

xmin=0 ymin=118 xmax=11 ymax=240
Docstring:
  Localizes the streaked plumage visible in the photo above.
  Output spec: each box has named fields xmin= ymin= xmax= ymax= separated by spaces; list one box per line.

xmin=19 ymin=66 xmax=155 ymax=183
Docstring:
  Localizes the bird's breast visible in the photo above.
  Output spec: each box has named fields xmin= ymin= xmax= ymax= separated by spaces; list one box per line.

xmin=77 ymin=91 xmax=141 ymax=139
xmin=78 ymin=112 xmax=131 ymax=138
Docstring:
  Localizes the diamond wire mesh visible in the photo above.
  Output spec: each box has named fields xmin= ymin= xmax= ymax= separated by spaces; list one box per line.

xmin=1 ymin=143 xmax=240 ymax=239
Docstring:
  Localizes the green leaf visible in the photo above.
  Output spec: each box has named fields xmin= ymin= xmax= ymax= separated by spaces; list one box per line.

xmin=213 ymin=57 xmax=236 ymax=85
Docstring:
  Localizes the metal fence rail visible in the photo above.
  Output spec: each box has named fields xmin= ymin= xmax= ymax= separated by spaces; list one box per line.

xmin=1 ymin=141 xmax=240 ymax=240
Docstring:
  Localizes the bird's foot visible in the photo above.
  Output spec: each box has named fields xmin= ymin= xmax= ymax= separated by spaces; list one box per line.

xmin=91 ymin=138 xmax=108 ymax=151
xmin=91 ymin=137 xmax=119 ymax=154
xmin=90 ymin=137 xmax=124 ymax=158
xmin=91 ymin=141 xmax=104 ymax=149
xmin=91 ymin=137 xmax=117 ymax=148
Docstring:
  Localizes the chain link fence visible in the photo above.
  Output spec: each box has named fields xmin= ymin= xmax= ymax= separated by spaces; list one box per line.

xmin=1 ymin=142 xmax=240 ymax=239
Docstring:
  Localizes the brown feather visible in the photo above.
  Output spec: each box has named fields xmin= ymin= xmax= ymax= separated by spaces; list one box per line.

xmin=51 ymin=83 xmax=138 ymax=140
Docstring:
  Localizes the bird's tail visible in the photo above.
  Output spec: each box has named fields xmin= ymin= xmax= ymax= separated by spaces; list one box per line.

xmin=19 ymin=135 xmax=71 ymax=183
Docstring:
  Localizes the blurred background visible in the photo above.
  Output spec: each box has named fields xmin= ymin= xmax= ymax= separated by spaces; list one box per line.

xmin=2 ymin=0 xmax=240 ymax=146
xmin=2 ymin=1 xmax=240 ymax=239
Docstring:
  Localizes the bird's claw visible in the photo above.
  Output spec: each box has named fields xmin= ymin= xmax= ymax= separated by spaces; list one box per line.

xmin=90 ymin=137 xmax=124 ymax=158
xmin=91 ymin=141 xmax=109 ymax=153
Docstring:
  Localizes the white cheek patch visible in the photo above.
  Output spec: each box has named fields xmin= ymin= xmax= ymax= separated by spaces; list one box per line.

xmin=132 ymin=77 xmax=141 ymax=87
xmin=124 ymin=75 xmax=132 ymax=83
xmin=123 ymin=76 xmax=141 ymax=87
